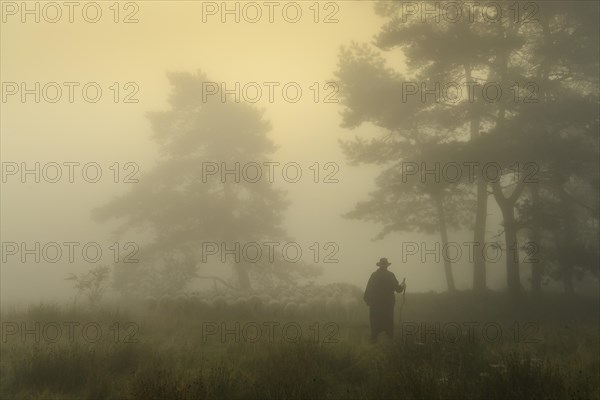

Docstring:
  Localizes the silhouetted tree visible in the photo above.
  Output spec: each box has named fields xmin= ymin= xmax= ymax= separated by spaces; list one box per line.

xmin=335 ymin=3 xmax=506 ymax=291
xmin=345 ymin=1 xmax=599 ymax=295
xmin=372 ymin=1 xmax=513 ymax=291
xmin=93 ymin=70 xmax=301 ymax=296
xmin=343 ymin=140 xmax=474 ymax=291
xmin=477 ymin=2 xmax=599 ymax=294
xmin=336 ymin=43 xmax=481 ymax=291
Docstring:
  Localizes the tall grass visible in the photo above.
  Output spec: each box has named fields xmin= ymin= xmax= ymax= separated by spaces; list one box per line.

xmin=1 ymin=293 xmax=598 ymax=399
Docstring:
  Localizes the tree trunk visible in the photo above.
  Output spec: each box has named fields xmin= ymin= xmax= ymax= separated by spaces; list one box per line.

xmin=223 ymin=182 xmax=252 ymax=291
xmin=465 ymin=63 xmax=488 ymax=291
xmin=530 ymin=185 xmax=543 ymax=295
xmin=492 ymin=180 xmax=526 ymax=295
xmin=435 ymin=193 xmax=456 ymax=292
xmin=473 ymin=178 xmax=488 ymax=291
xmin=558 ymin=186 xmax=576 ymax=297
xmin=562 ymin=269 xmax=575 ymax=296
xmin=503 ymin=207 xmax=522 ymax=294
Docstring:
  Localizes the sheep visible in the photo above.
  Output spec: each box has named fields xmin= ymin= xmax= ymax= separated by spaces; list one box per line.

xmin=246 ymin=295 xmax=264 ymax=316
xmin=229 ymin=297 xmax=251 ymax=318
xmin=325 ymin=297 xmax=344 ymax=321
xmin=188 ymin=294 xmax=201 ymax=308
xmin=292 ymin=294 xmax=305 ymax=305
xmin=265 ymin=299 xmax=282 ymax=317
xmin=197 ymin=299 xmax=212 ymax=314
xmin=308 ymin=296 xmax=326 ymax=314
xmin=211 ymin=296 xmax=227 ymax=313
xmin=258 ymin=294 xmax=272 ymax=304
xmin=341 ymin=297 xmax=359 ymax=322
xmin=283 ymin=302 xmax=299 ymax=318
xmin=175 ymin=294 xmax=189 ymax=311
xmin=297 ymin=302 xmax=311 ymax=320
xmin=143 ymin=296 xmax=157 ymax=311
xmin=159 ymin=294 xmax=174 ymax=311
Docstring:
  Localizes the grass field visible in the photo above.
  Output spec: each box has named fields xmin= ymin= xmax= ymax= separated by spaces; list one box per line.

xmin=1 ymin=291 xmax=598 ymax=399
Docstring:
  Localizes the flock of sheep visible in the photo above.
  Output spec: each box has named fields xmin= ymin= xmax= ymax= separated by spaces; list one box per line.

xmin=142 ymin=283 xmax=366 ymax=322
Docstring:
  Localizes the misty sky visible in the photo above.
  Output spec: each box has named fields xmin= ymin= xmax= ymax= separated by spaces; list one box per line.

xmin=0 ymin=1 xmax=521 ymax=305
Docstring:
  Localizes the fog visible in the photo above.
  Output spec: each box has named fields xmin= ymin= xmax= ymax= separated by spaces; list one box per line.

xmin=0 ymin=2 xmax=599 ymax=398
xmin=1 ymin=2 xmax=528 ymax=305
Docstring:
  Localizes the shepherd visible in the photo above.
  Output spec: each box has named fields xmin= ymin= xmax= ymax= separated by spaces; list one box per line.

xmin=363 ymin=257 xmax=406 ymax=344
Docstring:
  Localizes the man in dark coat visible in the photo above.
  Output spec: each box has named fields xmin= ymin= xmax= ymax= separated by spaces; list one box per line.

xmin=363 ymin=257 xmax=405 ymax=343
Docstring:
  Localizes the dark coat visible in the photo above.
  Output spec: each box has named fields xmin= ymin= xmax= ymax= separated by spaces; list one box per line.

xmin=363 ymin=268 xmax=403 ymax=341
xmin=363 ymin=268 xmax=402 ymax=307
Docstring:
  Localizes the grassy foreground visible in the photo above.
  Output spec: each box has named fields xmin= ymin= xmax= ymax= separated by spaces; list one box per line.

xmin=1 ymin=292 xmax=598 ymax=400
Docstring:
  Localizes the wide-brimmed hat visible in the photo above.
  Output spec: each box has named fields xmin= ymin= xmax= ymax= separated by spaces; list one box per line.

xmin=376 ymin=257 xmax=391 ymax=267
